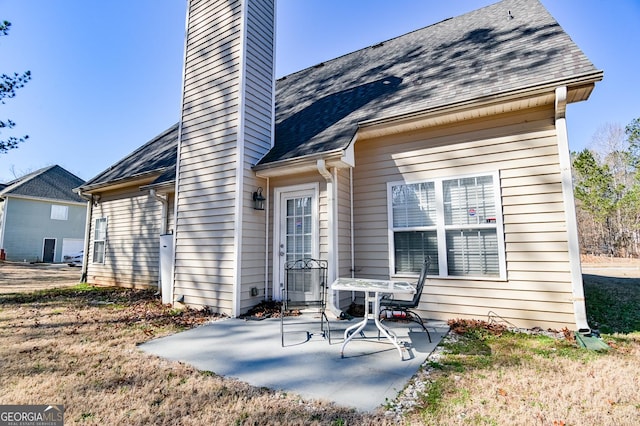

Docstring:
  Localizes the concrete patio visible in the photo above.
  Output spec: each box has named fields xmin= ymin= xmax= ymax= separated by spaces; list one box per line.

xmin=139 ymin=315 xmax=449 ymax=412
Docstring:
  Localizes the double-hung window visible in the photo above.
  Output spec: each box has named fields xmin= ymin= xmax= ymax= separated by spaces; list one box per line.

xmin=93 ymin=217 xmax=107 ymax=264
xmin=389 ymin=172 xmax=505 ymax=279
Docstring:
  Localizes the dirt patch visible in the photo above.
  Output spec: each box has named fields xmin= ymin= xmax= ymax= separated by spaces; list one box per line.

xmin=581 ymin=255 xmax=640 ymax=278
xmin=0 ymin=261 xmax=82 ymax=294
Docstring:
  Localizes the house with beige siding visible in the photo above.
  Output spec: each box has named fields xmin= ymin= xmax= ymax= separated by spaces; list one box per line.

xmin=75 ymin=0 xmax=602 ymax=331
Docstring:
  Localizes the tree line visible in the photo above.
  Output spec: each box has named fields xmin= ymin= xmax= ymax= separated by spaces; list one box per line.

xmin=572 ymin=117 xmax=640 ymax=258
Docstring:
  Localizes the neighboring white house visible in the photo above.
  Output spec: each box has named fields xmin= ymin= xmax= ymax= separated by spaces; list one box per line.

xmin=76 ymin=0 xmax=603 ymax=331
xmin=0 ymin=165 xmax=86 ymax=263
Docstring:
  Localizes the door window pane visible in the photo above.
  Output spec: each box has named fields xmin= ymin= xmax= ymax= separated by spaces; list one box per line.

xmin=284 ymin=196 xmax=312 ymax=260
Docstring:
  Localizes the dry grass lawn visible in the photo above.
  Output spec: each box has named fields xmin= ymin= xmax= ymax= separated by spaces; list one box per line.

xmin=398 ymin=323 xmax=640 ymax=425
xmin=0 ymin=258 xmax=639 ymax=425
xmin=0 ymin=286 xmax=384 ymax=425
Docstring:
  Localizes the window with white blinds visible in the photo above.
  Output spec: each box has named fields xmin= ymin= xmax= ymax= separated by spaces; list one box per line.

xmin=389 ymin=172 xmax=505 ymax=279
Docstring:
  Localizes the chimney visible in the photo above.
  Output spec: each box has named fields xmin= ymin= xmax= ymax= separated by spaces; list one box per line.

xmin=173 ymin=0 xmax=276 ymax=316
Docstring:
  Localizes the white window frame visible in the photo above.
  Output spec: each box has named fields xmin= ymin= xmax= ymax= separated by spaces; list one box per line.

xmin=387 ymin=171 xmax=506 ymax=280
xmin=93 ymin=217 xmax=108 ymax=264
xmin=50 ymin=204 xmax=69 ymax=221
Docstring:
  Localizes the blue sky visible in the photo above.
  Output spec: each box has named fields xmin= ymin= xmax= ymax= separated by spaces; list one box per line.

xmin=1 ymin=0 xmax=638 ymax=182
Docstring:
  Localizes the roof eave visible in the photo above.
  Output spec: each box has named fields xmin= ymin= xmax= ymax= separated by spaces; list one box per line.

xmin=0 ymin=193 xmax=85 ymax=206
xmin=357 ymin=71 xmax=603 ymax=140
xmin=253 ymin=148 xmax=354 ymax=178
xmin=75 ymin=169 xmax=167 ymax=194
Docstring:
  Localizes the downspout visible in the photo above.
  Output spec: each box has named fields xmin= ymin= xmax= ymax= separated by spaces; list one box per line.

xmin=555 ymin=86 xmax=590 ymax=333
xmin=317 ymin=159 xmax=336 ymax=280
xmin=150 ymin=189 xmax=169 ymax=295
xmin=76 ymin=191 xmax=93 ymax=283
xmin=317 ymin=159 xmax=344 ymax=318
xmin=150 ymin=189 xmax=168 ymax=234
xmin=349 ymin=167 xmax=355 ymax=279
xmin=264 ymin=178 xmax=270 ymax=300
xmin=0 ymin=197 xmax=8 ymax=253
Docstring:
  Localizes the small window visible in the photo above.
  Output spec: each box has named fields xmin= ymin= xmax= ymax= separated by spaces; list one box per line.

xmin=93 ymin=217 xmax=107 ymax=264
xmin=389 ymin=172 xmax=505 ymax=279
xmin=51 ymin=204 xmax=68 ymax=220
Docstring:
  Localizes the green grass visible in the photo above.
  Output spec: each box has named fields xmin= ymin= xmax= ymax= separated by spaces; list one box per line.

xmin=583 ymin=274 xmax=640 ymax=334
xmin=411 ymin=273 xmax=640 ymax=422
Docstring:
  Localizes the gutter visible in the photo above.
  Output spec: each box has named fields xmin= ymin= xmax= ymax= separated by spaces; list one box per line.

xmin=254 ymin=148 xmax=348 ymax=174
xmin=555 ymin=86 xmax=591 ymax=333
xmin=78 ymin=168 xmax=169 ymax=193
xmin=358 ymin=70 xmax=604 ymax=130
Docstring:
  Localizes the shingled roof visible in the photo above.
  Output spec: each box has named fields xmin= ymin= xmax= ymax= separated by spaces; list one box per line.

xmin=257 ymin=0 xmax=601 ymax=165
xmin=80 ymin=124 xmax=179 ymax=189
xmin=0 ymin=165 xmax=85 ymax=203
xmin=81 ymin=0 xmax=601 ymax=187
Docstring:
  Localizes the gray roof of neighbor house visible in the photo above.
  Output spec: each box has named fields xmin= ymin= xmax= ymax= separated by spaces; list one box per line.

xmin=0 ymin=165 xmax=85 ymax=203
xmin=258 ymin=0 xmax=601 ymax=165
xmin=79 ymin=0 xmax=601 ymax=188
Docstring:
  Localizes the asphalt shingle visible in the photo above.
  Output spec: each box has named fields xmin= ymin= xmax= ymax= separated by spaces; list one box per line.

xmin=81 ymin=124 xmax=179 ymax=188
xmin=0 ymin=165 xmax=85 ymax=203
xmin=81 ymin=0 xmax=600 ymax=186
xmin=259 ymin=0 xmax=600 ymax=165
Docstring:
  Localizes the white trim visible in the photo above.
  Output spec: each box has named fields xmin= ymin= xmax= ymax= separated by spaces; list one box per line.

xmin=272 ymin=183 xmax=320 ymax=300
xmin=170 ymin=0 xmax=192 ymax=306
xmin=269 ymin=0 xmax=277 ymax=151
xmin=555 ymin=86 xmax=590 ymax=331
xmin=387 ymin=170 xmax=506 ymax=280
xmin=231 ymin=0 xmax=251 ymax=318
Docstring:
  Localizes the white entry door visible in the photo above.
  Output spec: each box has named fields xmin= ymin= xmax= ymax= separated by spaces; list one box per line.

xmin=274 ymin=184 xmax=319 ymax=301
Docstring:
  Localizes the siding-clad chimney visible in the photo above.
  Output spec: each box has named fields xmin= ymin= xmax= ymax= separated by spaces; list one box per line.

xmin=173 ymin=0 xmax=275 ymax=316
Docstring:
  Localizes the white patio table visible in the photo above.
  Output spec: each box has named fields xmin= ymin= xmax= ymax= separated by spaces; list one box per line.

xmin=331 ymin=277 xmax=416 ymax=360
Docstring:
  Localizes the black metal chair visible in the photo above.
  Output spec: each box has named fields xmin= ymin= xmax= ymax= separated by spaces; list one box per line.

xmin=280 ymin=258 xmax=331 ymax=347
xmin=379 ymin=259 xmax=431 ymax=342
